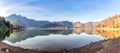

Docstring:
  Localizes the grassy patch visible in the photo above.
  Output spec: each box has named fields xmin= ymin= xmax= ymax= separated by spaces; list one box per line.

xmin=96 ymin=40 xmax=111 ymax=53
xmin=102 ymin=40 xmax=111 ymax=50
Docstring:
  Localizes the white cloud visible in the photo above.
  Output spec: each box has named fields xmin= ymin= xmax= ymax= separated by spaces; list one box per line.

xmin=0 ymin=8 xmax=9 ymax=16
xmin=0 ymin=0 xmax=10 ymax=16
xmin=0 ymin=0 xmax=120 ymax=22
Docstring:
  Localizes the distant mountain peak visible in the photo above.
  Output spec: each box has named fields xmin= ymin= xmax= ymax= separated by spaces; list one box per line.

xmin=9 ymin=14 xmax=24 ymax=18
xmin=10 ymin=14 xmax=17 ymax=16
xmin=5 ymin=14 xmax=73 ymax=28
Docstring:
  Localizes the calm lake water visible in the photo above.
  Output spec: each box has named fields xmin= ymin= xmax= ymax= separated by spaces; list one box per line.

xmin=2 ymin=28 xmax=118 ymax=51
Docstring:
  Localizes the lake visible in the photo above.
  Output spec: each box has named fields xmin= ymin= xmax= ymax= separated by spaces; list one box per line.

xmin=1 ymin=28 xmax=119 ymax=51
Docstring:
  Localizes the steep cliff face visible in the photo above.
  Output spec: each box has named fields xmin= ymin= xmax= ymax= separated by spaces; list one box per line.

xmin=73 ymin=22 xmax=84 ymax=28
xmin=73 ymin=22 xmax=99 ymax=28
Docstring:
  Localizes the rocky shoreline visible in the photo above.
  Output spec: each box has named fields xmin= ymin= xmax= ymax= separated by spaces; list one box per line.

xmin=56 ymin=40 xmax=107 ymax=53
xmin=57 ymin=37 xmax=120 ymax=53
xmin=1 ymin=37 xmax=120 ymax=53
xmin=0 ymin=41 xmax=53 ymax=53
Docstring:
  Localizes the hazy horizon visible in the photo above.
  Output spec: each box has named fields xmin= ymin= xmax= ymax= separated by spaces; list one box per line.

xmin=0 ymin=0 xmax=120 ymax=23
xmin=5 ymin=14 xmax=102 ymax=23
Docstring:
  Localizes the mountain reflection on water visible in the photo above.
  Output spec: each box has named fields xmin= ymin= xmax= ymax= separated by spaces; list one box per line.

xmin=1 ymin=28 xmax=120 ymax=51
xmin=96 ymin=29 xmax=120 ymax=39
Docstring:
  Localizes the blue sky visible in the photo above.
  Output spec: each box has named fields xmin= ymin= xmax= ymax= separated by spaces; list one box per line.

xmin=0 ymin=0 xmax=120 ymax=23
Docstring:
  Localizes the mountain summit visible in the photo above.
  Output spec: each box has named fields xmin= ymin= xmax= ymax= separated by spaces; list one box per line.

xmin=5 ymin=14 xmax=51 ymax=28
xmin=5 ymin=14 xmax=73 ymax=28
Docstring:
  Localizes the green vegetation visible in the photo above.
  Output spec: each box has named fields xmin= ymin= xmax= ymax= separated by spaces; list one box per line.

xmin=96 ymin=40 xmax=111 ymax=53
xmin=0 ymin=16 xmax=11 ymax=39
xmin=102 ymin=40 xmax=111 ymax=50
xmin=0 ymin=16 xmax=10 ymax=30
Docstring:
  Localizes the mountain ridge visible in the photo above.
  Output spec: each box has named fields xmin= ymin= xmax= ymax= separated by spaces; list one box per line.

xmin=5 ymin=14 xmax=73 ymax=28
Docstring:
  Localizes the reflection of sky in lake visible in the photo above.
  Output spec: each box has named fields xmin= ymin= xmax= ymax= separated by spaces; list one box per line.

xmin=3 ymin=33 xmax=105 ymax=51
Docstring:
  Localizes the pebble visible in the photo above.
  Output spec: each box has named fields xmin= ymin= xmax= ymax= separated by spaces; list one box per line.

xmin=1 ymin=48 xmax=10 ymax=52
